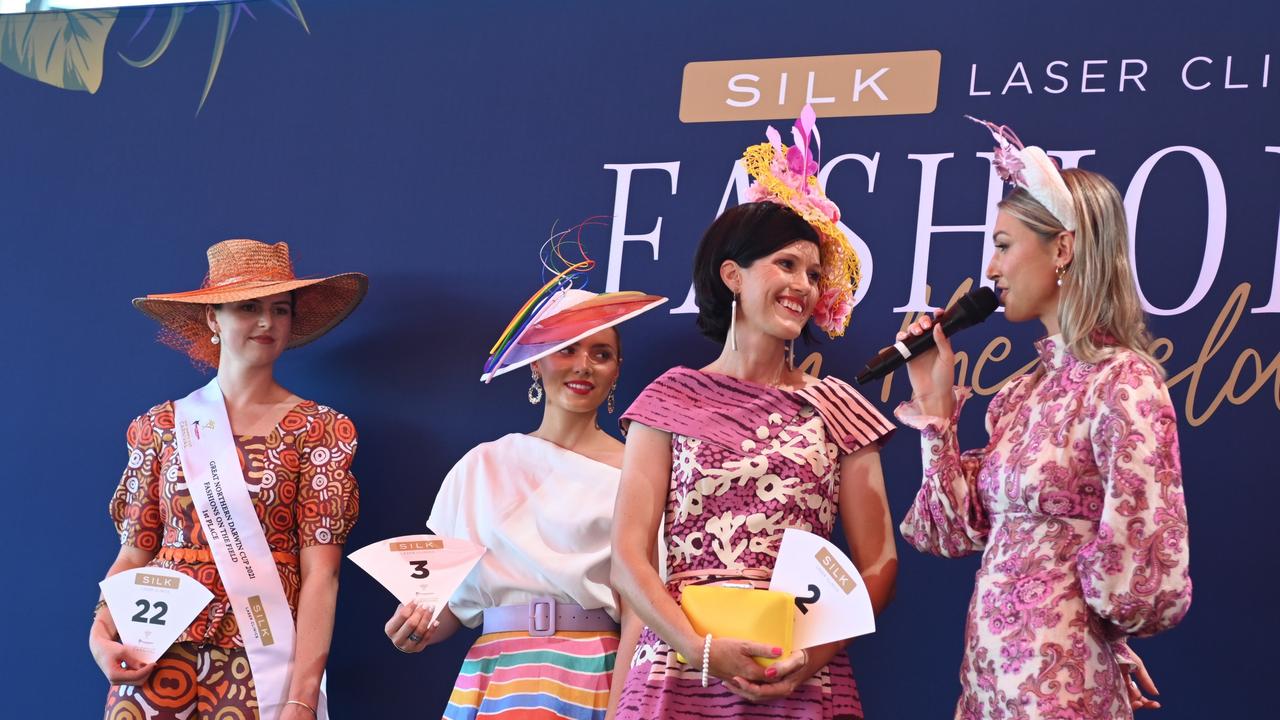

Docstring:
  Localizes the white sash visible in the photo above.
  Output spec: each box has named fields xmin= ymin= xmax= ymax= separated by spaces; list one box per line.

xmin=175 ymin=379 xmax=326 ymax=720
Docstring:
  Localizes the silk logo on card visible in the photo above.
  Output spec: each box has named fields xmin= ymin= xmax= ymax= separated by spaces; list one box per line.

xmin=134 ymin=573 xmax=181 ymax=589
xmin=815 ymin=548 xmax=857 ymax=595
xmin=389 ymin=540 xmax=444 ymax=552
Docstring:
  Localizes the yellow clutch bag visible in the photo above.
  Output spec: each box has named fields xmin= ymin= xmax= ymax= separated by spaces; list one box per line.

xmin=677 ymin=583 xmax=794 ymax=667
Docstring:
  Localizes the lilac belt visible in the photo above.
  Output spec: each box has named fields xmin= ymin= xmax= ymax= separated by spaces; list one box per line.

xmin=481 ymin=597 xmax=618 ymax=637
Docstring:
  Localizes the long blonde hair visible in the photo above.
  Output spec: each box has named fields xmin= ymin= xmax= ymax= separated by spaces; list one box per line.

xmin=997 ymin=168 xmax=1162 ymax=374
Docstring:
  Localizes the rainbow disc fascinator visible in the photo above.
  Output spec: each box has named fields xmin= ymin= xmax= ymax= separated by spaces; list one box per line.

xmin=480 ymin=218 xmax=667 ymax=382
xmin=966 ymin=115 xmax=1078 ymax=232
xmin=742 ymin=104 xmax=859 ymax=338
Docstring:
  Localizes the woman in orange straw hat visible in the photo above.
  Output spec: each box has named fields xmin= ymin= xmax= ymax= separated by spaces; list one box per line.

xmin=90 ymin=239 xmax=368 ymax=720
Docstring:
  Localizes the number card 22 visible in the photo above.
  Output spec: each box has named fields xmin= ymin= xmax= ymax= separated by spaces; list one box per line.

xmin=99 ymin=567 xmax=214 ymax=664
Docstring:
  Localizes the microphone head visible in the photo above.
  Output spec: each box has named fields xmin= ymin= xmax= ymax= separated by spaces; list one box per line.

xmin=951 ymin=287 xmax=999 ymax=329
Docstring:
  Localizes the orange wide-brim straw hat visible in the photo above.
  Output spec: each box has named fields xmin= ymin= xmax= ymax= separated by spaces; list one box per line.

xmin=133 ymin=239 xmax=368 ymax=369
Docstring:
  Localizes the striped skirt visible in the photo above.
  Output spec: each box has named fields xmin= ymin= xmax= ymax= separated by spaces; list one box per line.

xmin=444 ymin=630 xmax=620 ymax=720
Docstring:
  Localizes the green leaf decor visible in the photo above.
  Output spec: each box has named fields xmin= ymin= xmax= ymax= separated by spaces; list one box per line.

xmin=0 ymin=9 xmax=118 ymax=94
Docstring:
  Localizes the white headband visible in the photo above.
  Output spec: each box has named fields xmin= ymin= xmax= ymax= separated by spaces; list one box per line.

xmin=967 ymin=116 xmax=1078 ymax=232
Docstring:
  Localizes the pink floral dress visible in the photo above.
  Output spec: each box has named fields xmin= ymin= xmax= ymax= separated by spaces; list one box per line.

xmin=898 ymin=335 xmax=1192 ymax=720
xmin=617 ymin=367 xmax=895 ymax=720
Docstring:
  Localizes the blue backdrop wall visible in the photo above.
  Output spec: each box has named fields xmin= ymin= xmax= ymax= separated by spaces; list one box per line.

xmin=3 ymin=1 xmax=1276 ymax=717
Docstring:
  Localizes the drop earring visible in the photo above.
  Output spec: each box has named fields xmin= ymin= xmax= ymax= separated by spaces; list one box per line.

xmin=1055 ymin=264 xmax=1067 ymax=287
xmin=729 ymin=293 xmax=739 ymax=351
xmin=210 ymin=335 xmax=220 ymax=345
xmin=607 ymin=384 xmax=617 ymax=414
xmin=528 ymin=371 xmax=544 ymax=405
xmin=786 ymin=340 xmax=795 ymax=370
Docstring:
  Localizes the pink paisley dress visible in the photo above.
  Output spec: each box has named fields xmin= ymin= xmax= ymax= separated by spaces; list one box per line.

xmin=898 ymin=335 xmax=1191 ymax=720
xmin=617 ymin=367 xmax=895 ymax=720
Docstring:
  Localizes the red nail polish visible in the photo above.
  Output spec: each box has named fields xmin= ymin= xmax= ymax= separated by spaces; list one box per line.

xmin=765 ymin=667 xmax=778 ymax=678
xmin=772 ymin=646 xmax=782 ymax=656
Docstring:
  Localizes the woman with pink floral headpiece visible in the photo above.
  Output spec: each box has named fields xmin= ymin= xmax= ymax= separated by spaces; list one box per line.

xmin=893 ymin=118 xmax=1192 ymax=719
xmin=609 ymin=108 xmax=898 ymax=719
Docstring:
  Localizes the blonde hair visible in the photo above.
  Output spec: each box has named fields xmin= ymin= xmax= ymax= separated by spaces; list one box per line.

xmin=997 ymin=168 xmax=1162 ymax=374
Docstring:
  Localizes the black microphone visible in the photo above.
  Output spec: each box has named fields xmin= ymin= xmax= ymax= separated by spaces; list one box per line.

xmin=854 ymin=287 xmax=999 ymax=385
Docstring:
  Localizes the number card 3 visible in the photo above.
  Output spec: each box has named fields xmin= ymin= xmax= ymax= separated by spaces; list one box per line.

xmin=347 ymin=534 xmax=485 ymax=623
xmin=99 ymin=567 xmax=214 ymax=664
xmin=768 ymin=528 xmax=876 ymax=649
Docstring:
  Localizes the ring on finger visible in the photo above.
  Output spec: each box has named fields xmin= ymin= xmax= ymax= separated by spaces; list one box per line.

xmin=408 ymin=633 xmax=423 ymax=643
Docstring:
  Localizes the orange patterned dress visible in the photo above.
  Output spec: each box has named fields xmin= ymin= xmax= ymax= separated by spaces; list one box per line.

xmin=104 ymin=398 xmax=359 ymax=719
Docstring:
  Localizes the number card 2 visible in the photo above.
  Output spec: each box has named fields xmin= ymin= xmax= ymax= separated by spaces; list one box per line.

xmin=347 ymin=534 xmax=485 ymax=623
xmin=768 ymin=528 xmax=876 ymax=649
xmin=99 ymin=567 xmax=214 ymax=664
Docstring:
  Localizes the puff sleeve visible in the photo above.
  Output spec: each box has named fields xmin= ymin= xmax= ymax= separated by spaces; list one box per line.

xmin=296 ymin=406 xmax=361 ymax=546
xmin=1077 ymin=358 xmax=1192 ymax=637
xmin=109 ymin=408 xmax=167 ymax=553
xmin=896 ymin=387 xmax=995 ymax=558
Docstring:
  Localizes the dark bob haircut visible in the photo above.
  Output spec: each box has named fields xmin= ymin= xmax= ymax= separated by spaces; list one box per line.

xmin=692 ymin=201 xmax=821 ymax=344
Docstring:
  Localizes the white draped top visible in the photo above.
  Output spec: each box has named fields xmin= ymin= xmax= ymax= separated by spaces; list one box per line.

xmin=427 ymin=433 xmax=621 ymax=627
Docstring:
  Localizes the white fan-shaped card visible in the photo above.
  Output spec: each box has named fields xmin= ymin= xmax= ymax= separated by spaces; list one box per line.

xmin=768 ymin=528 xmax=875 ymax=649
xmin=348 ymin=534 xmax=485 ymax=622
xmin=99 ymin=567 xmax=214 ymax=664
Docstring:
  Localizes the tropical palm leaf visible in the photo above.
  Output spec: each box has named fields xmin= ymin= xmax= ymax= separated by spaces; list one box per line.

xmin=273 ymin=0 xmax=311 ymax=34
xmin=119 ymin=6 xmax=183 ymax=69
xmin=197 ymin=3 xmax=232 ymax=114
xmin=0 ymin=9 xmax=118 ymax=93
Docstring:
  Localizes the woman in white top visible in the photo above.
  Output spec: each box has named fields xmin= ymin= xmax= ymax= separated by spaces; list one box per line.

xmin=383 ymin=240 xmax=666 ymax=720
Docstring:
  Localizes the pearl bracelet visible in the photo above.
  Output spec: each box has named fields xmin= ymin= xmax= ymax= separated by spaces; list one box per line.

xmin=701 ymin=633 xmax=712 ymax=687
